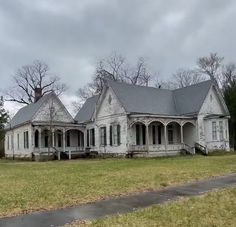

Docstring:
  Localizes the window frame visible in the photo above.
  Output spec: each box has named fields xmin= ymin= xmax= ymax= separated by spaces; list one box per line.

xmin=212 ymin=121 xmax=217 ymax=141
xmin=100 ymin=126 xmax=107 ymax=146
xmin=24 ymin=131 xmax=29 ymax=149
xmin=219 ymin=121 xmax=224 ymax=141
xmin=110 ymin=124 xmax=121 ymax=146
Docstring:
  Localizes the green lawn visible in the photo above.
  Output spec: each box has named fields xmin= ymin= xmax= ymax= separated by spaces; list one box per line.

xmin=80 ymin=187 xmax=236 ymax=227
xmin=0 ymin=154 xmax=236 ymax=218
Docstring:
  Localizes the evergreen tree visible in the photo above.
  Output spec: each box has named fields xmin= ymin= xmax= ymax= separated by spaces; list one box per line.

xmin=0 ymin=97 xmax=9 ymax=157
xmin=224 ymin=84 xmax=236 ymax=149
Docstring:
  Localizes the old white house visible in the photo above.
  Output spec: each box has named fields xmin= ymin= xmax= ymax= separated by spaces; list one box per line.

xmin=5 ymin=80 xmax=230 ymax=159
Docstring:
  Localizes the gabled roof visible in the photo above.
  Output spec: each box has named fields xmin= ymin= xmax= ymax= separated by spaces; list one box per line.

xmin=74 ymin=95 xmax=99 ymax=123
xmin=8 ymin=92 xmax=73 ymax=129
xmin=173 ymin=80 xmax=213 ymax=115
xmin=75 ymin=79 xmax=220 ymax=123
xmin=107 ymin=80 xmax=177 ymax=115
xmin=9 ymin=93 xmax=52 ymax=128
xmin=108 ymin=80 xmax=214 ymax=116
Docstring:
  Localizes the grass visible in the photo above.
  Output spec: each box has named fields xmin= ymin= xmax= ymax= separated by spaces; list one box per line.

xmin=0 ymin=155 xmax=236 ymax=218
xmin=78 ymin=187 xmax=236 ymax=227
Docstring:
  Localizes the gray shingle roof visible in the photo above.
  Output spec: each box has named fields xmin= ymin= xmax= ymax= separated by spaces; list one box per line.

xmin=9 ymin=93 xmax=53 ymax=128
xmin=108 ymin=80 xmax=177 ymax=115
xmin=75 ymin=80 xmax=214 ymax=123
xmin=173 ymin=80 xmax=213 ymax=115
xmin=108 ymin=79 xmax=213 ymax=116
xmin=74 ymin=95 xmax=99 ymax=123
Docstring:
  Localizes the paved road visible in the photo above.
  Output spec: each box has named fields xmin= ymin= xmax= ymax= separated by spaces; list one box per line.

xmin=1 ymin=173 xmax=236 ymax=227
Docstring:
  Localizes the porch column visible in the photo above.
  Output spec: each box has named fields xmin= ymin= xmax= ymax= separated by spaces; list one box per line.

xmin=164 ymin=125 xmax=167 ymax=152
xmin=145 ymin=124 xmax=149 ymax=153
xmin=180 ymin=125 xmax=184 ymax=144
xmin=52 ymin=129 xmax=55 ymax=148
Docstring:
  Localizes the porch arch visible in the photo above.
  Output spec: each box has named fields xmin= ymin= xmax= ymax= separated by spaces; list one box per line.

xmin=166 ymin=121 xmax=181 ymax=144
xmin=130 ymin=122 xmax=146 ymax=145
xmin=129 ymin=120 xmax=146 ymax=128
xmin=65 ymin=129 xmax=84 ymax=148
xmin=182 ymin=121 xmax=196 ymax=127
xmin=183 ymin=122 xmax=196 ymax=146
xmin=148 ymin=121 xmax=165 ymax=145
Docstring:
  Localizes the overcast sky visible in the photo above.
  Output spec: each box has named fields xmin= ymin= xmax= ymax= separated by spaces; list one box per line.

xmin=1 ymin=0 xmax=236 ymax=115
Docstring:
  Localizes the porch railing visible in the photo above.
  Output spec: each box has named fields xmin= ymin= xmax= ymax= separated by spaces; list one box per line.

xmin=128 ymin=144 xmax=183 ymax=152
xmin=195 ymin=142 xmax=208 ymax=155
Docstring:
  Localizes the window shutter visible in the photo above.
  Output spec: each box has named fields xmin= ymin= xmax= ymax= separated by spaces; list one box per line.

xmin=117 ymin=125 xmax=121 ymax=145
xmin=104 ymin=127 xmax=107 ymax=146
xmin=110 ymin=125 xmax=113 ymax=146
xmin=87 ymin=130 xmax=89 ymax=147
xmin=92 ymin=129 xmax=95 ymax=146
xmin=136 ymin=124 xmax=140 ymax=145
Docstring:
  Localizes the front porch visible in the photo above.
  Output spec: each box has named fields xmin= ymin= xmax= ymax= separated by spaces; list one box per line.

xmin=128 ymin=116 xmax=197 ymax=155
xmin=33 ymin=123 xmax=85 ymax=160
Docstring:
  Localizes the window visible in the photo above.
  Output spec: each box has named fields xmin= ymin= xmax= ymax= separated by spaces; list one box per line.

xmin=152 ymin=125 xmax=156 ymax=145
xmin=100 ymin=127 xmax=107 ymax=146
xmin=212 ymin=122 xmax=217 ymax=140
xmin=136 ymin=124 xmax=140 ymax=145
xmin=219 ymin=121 xmax=224 ymax=140
xmin=225 ymin=121 xmax=228 ymax=140
xmin=17 ymin=133 xmax=20 ymax=149
xmin=44 ymin=131 xmax=49 ymax=148
xmin=7 ymin=135 xmax=9 ymax=150
xmin=66 ymin=131 xmax=70 ymax=147
xmin=90 ymin=128 xmax=95 ymax=146
xmin=58 ymin=133 xmax=62 ymax=147
xmin=78 ymin=131 xmax=84 ymax=147
xmin=87 ymin=130 xmax=90 ymax=147
xmin=86 ymin=129 xmax=95 ymax=147
xmin=34 ymin=130 xmax=39 ymax=148
xmin=24 ymin=131 xmax=29 ymax=149
xmin=168 ymin=125 xmax=173 ymax=144
xmin=11 ymin=135 xmax=13 ymax=150
xmin=158 ymin=126 xmax=162 ymax=144
xmin=142 ymin=125 xmax=146 ymax=145
xmin=110 ymin=124 xmax=121 ymax=146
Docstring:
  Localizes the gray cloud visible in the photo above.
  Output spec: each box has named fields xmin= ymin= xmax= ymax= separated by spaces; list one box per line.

xmin=0 ymin=0 xmax=236 ymax=112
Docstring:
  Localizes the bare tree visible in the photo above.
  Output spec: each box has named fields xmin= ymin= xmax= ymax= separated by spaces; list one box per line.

xmin=171 ymin=68 xmax=205 ymax=88
xmin=222 ymin=63 xmax=236 ymax=89
xmin=4 ymin=60 xmax=67 ymax=105
xmin=124 ymin=57 xmax=152 ymax=86
xmin=74 ymin=53 xmax=154 ymax=111
xmin=197 ymin=53 xmax=224 ymax=86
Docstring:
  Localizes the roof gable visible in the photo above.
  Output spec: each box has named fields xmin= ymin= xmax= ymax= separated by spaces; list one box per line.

xmin=9 ymin=92 xmax=73 ymax=128
xmin=199 ymin=85 xmax=229 ymax=115
xmin=74 ymin=95 xmax=99 ymax=123
xmin=33 ymin=93 xmax=74 ymax=123
xmin=9 ymin=93 xmax=52 ymax=128
xmin=173 ymin=80 xmax=213 ymax=115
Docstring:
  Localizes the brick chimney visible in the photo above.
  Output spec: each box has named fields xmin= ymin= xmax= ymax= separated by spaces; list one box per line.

xmin=34 ymin=88 xmax=42 ymax=103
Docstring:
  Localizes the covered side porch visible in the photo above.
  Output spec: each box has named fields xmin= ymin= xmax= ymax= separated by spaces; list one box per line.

xmin=128 ymin=116 xmax=197 ymax=155
xmin=32 ymin=122 xmax=85 ymax=160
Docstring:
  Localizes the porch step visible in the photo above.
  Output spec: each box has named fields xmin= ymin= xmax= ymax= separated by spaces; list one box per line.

xmin=195 ymin=142 xmax=208 ymax=155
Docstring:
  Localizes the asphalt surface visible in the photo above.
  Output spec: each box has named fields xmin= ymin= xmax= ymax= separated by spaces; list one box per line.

xmin=0 ymin=173 xmax=236 ymax=227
